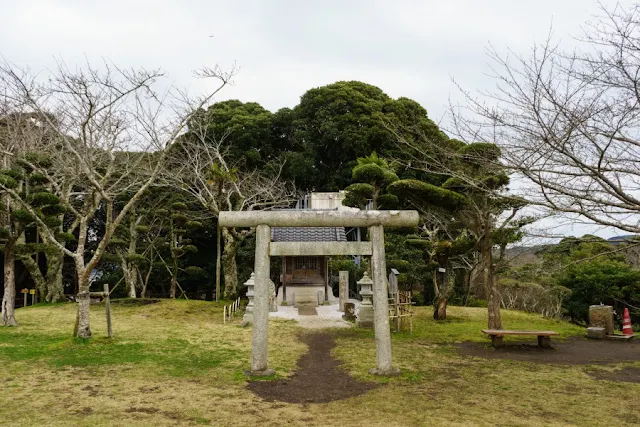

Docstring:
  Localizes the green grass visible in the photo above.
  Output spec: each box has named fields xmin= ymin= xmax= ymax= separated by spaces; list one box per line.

xmin=406 ymin=305 xmax=585 ymax=343
xmin=0 ymin=301 xmax=638 ymax=426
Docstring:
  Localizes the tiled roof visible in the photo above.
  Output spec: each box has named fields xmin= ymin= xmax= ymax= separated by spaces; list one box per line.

xmin=271 ymin=227 xmax=347 ymax=242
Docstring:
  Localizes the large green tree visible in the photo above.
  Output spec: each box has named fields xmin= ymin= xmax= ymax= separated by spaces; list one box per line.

xmin=291 ymin=81 xmax=447 ymax=190
xmin=191 ymin=100 xmax=276 ymax=169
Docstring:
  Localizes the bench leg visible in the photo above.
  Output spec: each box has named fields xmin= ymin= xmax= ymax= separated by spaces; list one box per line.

xmin=491 ymin=335 xmax=504 ymax=348
xmin=538 ymin=336 xmax=551 ymax=348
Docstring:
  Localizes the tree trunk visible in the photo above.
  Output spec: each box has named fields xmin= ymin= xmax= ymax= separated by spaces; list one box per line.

xmin=19 ymin=254 xmax=46 ymax=300
xmin=215 ymin=225 xmax=221 ymax=301
xmin=169 ymin=270 xmax=177 ymax=299
xmin=126 ymin=214 xmax=139 ymax=298
xmin=169 ymin=226 xmax=178 ymax=299
xmin=482 ymin=222 xmax=502 ymax=330
xmin=45 ymin=251 xmax=65 ymax=303
xmin=140 ymin=249 xmax=153 ymax=299
xmin=74 ymin=260 xmax=92 ymax=338
xmin=126 ymin=265 xmax=138 ymax=298
xmin=433 ymin=268 xmax=448 ymax=320
xmin=221 ymin=228 xmax=239 ymax=299
xmin=1 ymin=241 xmax=18 ymax=326
xmin=121 ymin=259 xmax=138 ymax=298
xmin=139 ymin=269 xmax=148 ymax=298
xmin=169 ymin=247 xmax=178 ymax=298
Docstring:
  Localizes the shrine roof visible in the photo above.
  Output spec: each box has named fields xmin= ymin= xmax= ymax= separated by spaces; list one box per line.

xmin=271 ymin=227 xmax=347 ymax=242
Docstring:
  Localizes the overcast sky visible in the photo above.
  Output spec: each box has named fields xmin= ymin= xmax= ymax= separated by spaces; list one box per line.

xmin=0 ymin=0 xmax=629 ymax=238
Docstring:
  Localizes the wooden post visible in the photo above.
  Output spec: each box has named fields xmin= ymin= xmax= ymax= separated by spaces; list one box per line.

xmin=325 ymin=256 xmax=329 ymax=302
xmin=215 ymin=225 xmax=221 ymax=302
xmin=104 ymin=284 xmax=112 ymax=338
xmin=394 ymin=292 xmax=400 ymax=332
xmin=223 ymin=306 xmax=227 ymax=324
xmin=282 ymin=256 xmax=287 ymax=302
xmin=409 ymin=313 xmax=413 ymax=335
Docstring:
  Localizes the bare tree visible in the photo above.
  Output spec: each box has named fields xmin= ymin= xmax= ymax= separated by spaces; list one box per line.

xmin=0 ymin=60 xmax=231 ymax=336
xmin=453 ymin=3 xmax=640 ymax=236
xmin=166 ymin=128 xmax=297 ymax=300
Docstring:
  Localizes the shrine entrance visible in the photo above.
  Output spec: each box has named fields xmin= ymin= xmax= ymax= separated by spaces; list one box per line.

xmin=218 ymin=210 xmax=419 ymax=376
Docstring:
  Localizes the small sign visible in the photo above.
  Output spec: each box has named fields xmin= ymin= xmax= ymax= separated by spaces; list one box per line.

xmin=29 ymin=289 xmax=36 ymax=295
xmin=438 ymin=268 xmax=446 ymax=273
xmin=20 ymin=289 xmax=28 ymax=294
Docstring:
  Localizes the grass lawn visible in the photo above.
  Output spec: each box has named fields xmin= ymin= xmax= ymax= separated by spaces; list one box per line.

xmin=0 ymin=300 xmax=638 ymax=426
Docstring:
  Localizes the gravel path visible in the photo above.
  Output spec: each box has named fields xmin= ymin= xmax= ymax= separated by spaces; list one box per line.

xmin=269 ymin=303 xmax=354 ymax=329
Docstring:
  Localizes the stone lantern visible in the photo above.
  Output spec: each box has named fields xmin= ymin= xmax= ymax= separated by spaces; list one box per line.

xmin=356 ymin=272 xmax=374 ymax=328
xmin=242 ymin=272 xmax=255 ymax=326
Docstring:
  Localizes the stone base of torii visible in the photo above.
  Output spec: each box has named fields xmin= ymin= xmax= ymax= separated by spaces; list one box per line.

xmin=218 ymin=210 xmax=419 ymax=376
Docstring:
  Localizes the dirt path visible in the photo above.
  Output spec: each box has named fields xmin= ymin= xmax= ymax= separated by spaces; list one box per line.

xmin=458 ymin=336 xmax=640 ymax=365
xmin=248 ymin=333 xmax=376 ymax=403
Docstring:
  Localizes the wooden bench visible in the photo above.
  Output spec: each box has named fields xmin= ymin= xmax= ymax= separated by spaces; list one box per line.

xmin=482 ymin=330 xmax=559 ymax=348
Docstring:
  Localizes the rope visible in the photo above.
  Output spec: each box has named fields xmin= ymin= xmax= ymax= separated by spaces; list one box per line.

xmin=610 ymin=297 xmax=640 ymax=312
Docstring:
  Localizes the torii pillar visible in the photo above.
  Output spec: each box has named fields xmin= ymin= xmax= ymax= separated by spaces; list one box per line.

xmin=219 ymin=210 xmax=419 ymax=376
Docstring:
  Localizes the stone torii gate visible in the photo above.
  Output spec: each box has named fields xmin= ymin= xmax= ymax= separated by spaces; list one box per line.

xmin=218 ymin=210 xmax=419 ymax=376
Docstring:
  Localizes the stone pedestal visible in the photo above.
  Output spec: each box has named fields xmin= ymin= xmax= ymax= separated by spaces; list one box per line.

xmin=343 ymin=302 xmax=356 ymax=321
xmin=339 ymin=271 xmax=349 ymax=312
xmin=268 ymin=280 xmax=277 ymax=313
xmin=356 ymin=272 xmax=374 ymax=328
xmin=242 ymin=273 xmax=255 ymax=326
xmin=586 ymin=327 xmax=606 ymax=340
xmin=589 ymin=305 xmax=614 ymax=335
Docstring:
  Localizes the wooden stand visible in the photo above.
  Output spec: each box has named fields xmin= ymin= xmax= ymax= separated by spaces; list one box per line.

xmin=388 ymin=291 xmax=414 ymax=333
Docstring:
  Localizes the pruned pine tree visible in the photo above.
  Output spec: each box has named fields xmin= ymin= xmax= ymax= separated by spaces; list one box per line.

xmin=152 ymin=200 xmax=203 ymax=299
xmin=0 ymin=152 xmax=66 ymax=325
xmin=403 ymin=226 xmax=474 ymax=320
xmin=103 ymin=203 xmax=148 ymax=298
xmin=343 ymin=152 xmax=399 ymax=210
xmin=389 ymin=138 xmax=530 ymax=329
xmin=0 ymin=61 xmax=231 ymax=337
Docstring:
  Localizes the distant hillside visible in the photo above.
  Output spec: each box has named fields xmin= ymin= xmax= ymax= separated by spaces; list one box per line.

xmin=607 ymin=235 xmax=638 ymax=245
xmin=504 ymin=245 xmax=550 ymax=267
xmin=506 ymin=235 xmax=639 ymax=266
